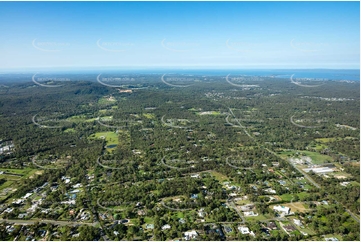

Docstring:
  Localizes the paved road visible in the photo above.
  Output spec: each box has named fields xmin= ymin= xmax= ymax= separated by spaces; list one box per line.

xmin=160 ymin=201 xmax=192 ymax=212
xmin=228 ymin=107 xmax=320 ymax=189
xmin=227 ymin=106 xmax=361 ymax=224
xmin=345 ymin=209 xmax=360 ymax=223
xmin=263 ymin=147 xmax=321 ymax=189
xmin=226 ymin=199 xmax=245 ymax=224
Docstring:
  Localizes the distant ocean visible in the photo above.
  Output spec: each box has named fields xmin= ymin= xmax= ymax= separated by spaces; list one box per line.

xmin=152 ymin=69 xmax=360 ymax=81
xmin=0 ymin=69 xmax=359 ymax=83
xmin=83 ymin=69 xmax=360 ymax=81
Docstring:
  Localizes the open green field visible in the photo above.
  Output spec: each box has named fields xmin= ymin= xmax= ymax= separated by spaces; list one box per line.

xmin=144 ymin=216 xmax=154 ymax=224
xmin=66 ymin=114 xmax=99 ymax=123
xmin=209 ymin=170 xmax=229 ymax=182
xmin=0 ymin=180 xmax=15 ymax=193
xmin=245 ymin=213 xmax=268 ymax=221
xmin=64 ymin=128 xmax=76 ymax=133
xmin=89 ymin=131 xmax=119 ymax=151
xmin=0 ymin=174 xmax=21 ymax=180
xmin=315 ymin=138 xmax=338 ymax=143
xmin=280 ymin=192 xmax=309 ymax=202
xmin=279 ymin=150 xmax=333 ymax=164
xmin=143 ymin=113 xmax=155 ymax=119
xmin=196 ymin=111 xmax=222 ymax=116
xmin=98 ymin=97 xmax=116 ymax=105
xmin=98 ymin=116 xmax=113 ymax=121
xmin=0 ymin=168 xmax=33 ymax=175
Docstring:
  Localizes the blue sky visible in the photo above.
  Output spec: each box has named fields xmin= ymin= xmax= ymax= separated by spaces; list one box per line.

xmin=0 ymin=1 xmax=359 ymax=70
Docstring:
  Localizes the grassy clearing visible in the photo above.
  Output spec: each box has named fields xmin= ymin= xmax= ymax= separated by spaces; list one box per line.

xmin=143 ymin=113 xmax=155 ymax=119
xmin=89 ymin=131 xmax=119 ymax=151
xmin=331 ymin=172 xmax=353 ymax=179
xmin=315 ymin=138 xmax=338 ymax=143
xmin=297 ymin=192 xmax=309 ymax=200
xmin=98 ymin=97 xmax=116 ymax=105
xmin=209 ymin=170 xmax=228 ymax=182
xmin=245 ymin=213 xmax=268 ymax=221
xmin=280 ymin=194 xmax=293 ymax=202
xmin=144 ymin=216 xmax=154 ymax=224
xmin=66 ymin=114 xmax=99 ymax=123
xmin=64 ymin=128 xmax=76 ymax=133
xmin=279 ymin=150 xmax=333 ymax=165
xmin=0 ymin=180 xmax=15 ymax=191
xmin=0 ymin=174 xmax=21 ymax=180
xmin=23 ymin=169 xmax=43 ymax=179
xmin=85 ymin=117 xmax=98 ymax=122
xmin=282 ymin=202 xmax=311 ymax=212
xmin=0 ymin=168 xmax=33 ymax=175
xmin=196 ymin=111 xmax=221 ymax=116
xmin=280 ymin=192 xmax=309 ymax=202
xmin=234 ymin=199 xmax=252 ymax=206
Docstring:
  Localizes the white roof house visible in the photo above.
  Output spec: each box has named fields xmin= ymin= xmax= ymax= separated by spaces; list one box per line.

xmin=23 ymin=193 xmax=33 ymax=199
xmin=238 ymin=226 xmax=255 ymax=236
xmin=73 ymin=183 xmax=82 ymax=188
xmin=190 ymin=174 xmax=200 ymax=178
xmin=273 ymin=205 xmax=291 ymax=214
xmin=184 ymin=230 xmax=198 ymax=240
xmin=264 ymin=188 xmax=276 ymax=194
xmin=293 ymin=219 xmax=302 ymax=226
xmin=244 ymin=211 xmax=258 ymax=217
xmin=161 ymin=224 xmax=171 ymax=230
xmin=198 ymin=208 xmax=205 ymax=218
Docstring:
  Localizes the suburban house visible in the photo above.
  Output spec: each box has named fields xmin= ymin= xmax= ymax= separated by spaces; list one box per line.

xmin=273 ymin=205 xmax=291 ymax=214
xmin=240 ymin=204 xmax=254 ymax=211
xmin=266 ymin=221 xmax=278 ymax=230
xmin=198 ymin=208 xmax=205 ymax=218
xmin=282 ymin=224 xmax=296 ymax=233
xmin=293 ymin=219 xmax=302 ymax=226
xmin=264 ymin=188 xmax=276 ymax=194
xmin=161 ymin=224 xmax=171 ymax=230
xmin=244 ymin=211 xmax=258 ymax=217
xmin=183 ymin=230 xmax=198 ymax=240
xmin=238 ymin=226 xmax=255 ymax=236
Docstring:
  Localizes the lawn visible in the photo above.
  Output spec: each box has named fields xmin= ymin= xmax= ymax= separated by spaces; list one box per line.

xmin=315 ymin=138 xmax=338 ymax=143
xmin=23 ymin=169 xmax=43 ymax=179
xmin=279 ymin=194 xmax=293 ymax=202
xmin=98 ymin=116 xmax=113 ymax=121
xmin=279 ymin=150 xmax=333 ymax=165
xmin=0 ymin=174 xmax=21 ymax=181
xmin=209 ymin=170 xmax=229 ymax=182
xmin=0 ymin=168 xmax=33 ymax=175
xmin=196 ymin=111 xmax=222 ymax=116
xmin=282 ymin=202 xmax=312 ymax=212
xmin=143 ymin=113 xmax=155 ymax=119
xmin=66 ymin=114 xmax=87 ymax=122
xmin=64 ymin=128 xmax=76 ymax=133
xmin=170 ymin=211 xmax=186 ymax=220
xmin=88 ymin=131 xmax=119 ymax=151
xmin=0 ymin=180 xmax=15 ymax=193
xmin=98 ymin=97 xmax=116 ymax=105
xmin=66 ymin=114 xmax=99 ymax=123
xmin=280 ymin=192 xmax=309 ymax=202
xmin=245 ymin=213 xmax=268 ymax=221
xmin=144 ymin=216 xmax=154 ymax=224
xmin=297 ymin=192 xmax=309 ymax=200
